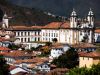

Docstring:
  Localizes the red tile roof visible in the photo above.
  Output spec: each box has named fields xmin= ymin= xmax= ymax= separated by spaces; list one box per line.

xmin=46 ymin=68 xmax=69 ymax=75
xmin=0 ymin=37 xmax=10 ymax=42
xmin=79 ymin=52 xmax=100 ymax=58
xmin=9 ymin=65 xmax=16 ymax=70
xmin=72 ymin=43 xmax=96 ymax=48
xmin=0 ymin=52 xmax=8 ymax=55
xmin=0 ymin=47 xmax=11 ymax=51
xmin=14 ymin=57 xmax=48 ymax=64
xmin=4 ymin=50 xmax=33 ymax=57
xmin=43 ymin=22 xmax=70 ymax=29
xmin=10 ymin=25 xmax=42 ymax=30
xmin=95 ymin=29 xmax=100 ymax=33
xmin=9 ymin=21 xmax=70 ymax=30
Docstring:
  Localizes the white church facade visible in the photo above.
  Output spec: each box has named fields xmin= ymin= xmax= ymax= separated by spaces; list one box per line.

xmin=0 ymin=9 xmax=99 ymax=49
xmin=41 ymin=9 xmax=95 ymax=44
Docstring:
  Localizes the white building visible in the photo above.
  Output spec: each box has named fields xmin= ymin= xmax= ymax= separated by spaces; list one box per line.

xmin=9 ymin=26 xmax=42 ymax=49
xmin=95 ymin=29 xmax=100 ymax=42
xmin=1 ymin=9 xmax=98 ymax=49
xmin=35 ymin=62 xmax=50 ymax=72
xmin=10 ymin=67 xmax=28 ymax=75
xmin=49 ymin=44 xmax=70 ymax=62
xmin=41 ymin=9 xmax=95 ymax=44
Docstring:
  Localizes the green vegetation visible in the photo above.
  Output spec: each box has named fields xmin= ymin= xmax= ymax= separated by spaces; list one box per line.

xmin=8 ymin=44 xmax=20 ymax=50
xmin=45 ymin=42 xmax=52 ymax=46
xmin=37 ymin=52 xmax=50 ymax=57
xmin=0 ymin=55 xmax=10 ymax=75
xmin=52 ymin=38 xmax=58 ymax=43
xmin=67 ymin=63 xmax=100 ymax=75
xmin=51 ymin=47 xmax=79 ymax=69
xmin=94 ymin=43 xmax=100 ymax=52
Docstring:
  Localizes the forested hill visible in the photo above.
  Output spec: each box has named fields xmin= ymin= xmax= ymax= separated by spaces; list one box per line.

xmin=0 ymin=0 xmax=100 ymax=27
xmin=0 ymin=0 xmax=61 ymax=26
xmin=7 ymin=0 xmax=100 ymax=20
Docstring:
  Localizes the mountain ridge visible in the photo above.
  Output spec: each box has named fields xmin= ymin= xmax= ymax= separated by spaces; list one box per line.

xmin=0 ymin=0 xmax=61 ymax=26
xmin=7 ymin=0 xmax=100 ymax=20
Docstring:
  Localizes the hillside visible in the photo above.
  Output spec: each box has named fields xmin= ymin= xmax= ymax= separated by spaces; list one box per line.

xmin=7 ymin=0 xmax=100 ymax=20
xmin=0 ymin=0 xmax=61 ymax=26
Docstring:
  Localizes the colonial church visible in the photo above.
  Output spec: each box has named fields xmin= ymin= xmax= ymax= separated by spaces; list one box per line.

xmin=0 ymin=9 xmax=99 ymax=49
xmin=41 ymin=9 xmax=95 ymax=44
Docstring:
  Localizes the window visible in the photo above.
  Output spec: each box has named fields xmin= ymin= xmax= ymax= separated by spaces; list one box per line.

xmin=38 ymin=38 xmax=40 ymax=41
xmin=52 ymin=33 xmax=53 ymax=37
xmin=38 ymin=32 xmax=40 ymax=35
xmin=54 ymin=33 xmax=55 ymax=37
xmin=80 ymin=32 xmax=82 ymax=35
xmin=35 ymin=38 xmax=36 ymax=41
xmin=43 ymin=32 xmax=44 ymax=36
xmin=88 ymin=30 xmax=90 ymax=35
xmin=21 ymin=32 xmax=23 ymax=36
xmin=56 ymin=33 xmax=58 ymax=37
xmin=45 ymin=65 xmax=47 ymax=68
xmin=28 ymin=32 xmax=30 ymax=36
xmin=49 ymin=33 xmax=50 ymax=37
xmin=18 ymin=32 xmax=19 ymax=36
xmin=46 ymin=33 xmax=48 ymax=36
xmin=21 ymin=38 xmax=23 ymax=42
xmin=43 ymin=38 xmax=44 ymax=41
xmin=25 ymin=38 xmax=27 ymax=42
xmin=35 ymin=32 xmax=36 ymax=36
xmin=83 ymin=57 xmax=84 ymax=60
xmin=25 ymin=32 xmax=26 ymax=36
xmin=28 ymin=38 xmax=30 ymax=42
xmin=46 ymin=38 xmax=47 ymax=41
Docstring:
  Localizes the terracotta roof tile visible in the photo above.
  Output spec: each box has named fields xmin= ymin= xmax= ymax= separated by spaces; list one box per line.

xmin=72 ymin=43 xmax=96 ymax=48
xmin=4 ymin=51 xmax=33 ymax=57
xmin=14 ymin=59 xmax=35 ymax=64
xmin=14 ymin=57 xmax=49 ymax=64
xmin=79 ymin=51 xmax=100 ymax=58
xmin=10 ymin=25 xmax=42 ymax=30
xmin=43 ymin=21 xmax=70 ymax=29
xmin=29 ymin=64 xmax=36 ymax=68
xmin=46 ymin=68 xmax=69 ymax=75
xmin=0 ymin=47 xmax=11 ymax=51
xmin=0 ymin=52 xmax=8 ymax=55
xmin=95 ymin=29 xmax=100 ymax=33
xmin=0 ymin=37 xmax=10 ymax=42
xmin=9 ymin=65 xmax=16 ymax=70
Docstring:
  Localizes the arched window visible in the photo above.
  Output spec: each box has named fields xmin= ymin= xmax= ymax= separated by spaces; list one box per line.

xmin=25 ymin=38 xmax=26 ymax=42
xmin=21 ymin=38 xmax=23 ymax=42
xmin=75 ymin=18 xmax=77 ymax=22
xmin=28 ymin=38 xmax=30 ymax=42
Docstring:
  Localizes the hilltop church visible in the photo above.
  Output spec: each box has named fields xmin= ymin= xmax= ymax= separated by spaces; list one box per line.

xmin=0 ymin=9 xmax=99 ymax=49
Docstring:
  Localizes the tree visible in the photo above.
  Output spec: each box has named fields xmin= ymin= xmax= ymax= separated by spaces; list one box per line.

xmin=31 ymin=47 xmax=36 ymax=51
xmin=45 ymin=42 xmax=52 ymax=46
xmin=52 ymin=47 xmax=79 ymax=69
xmin=8 ymin=43 xmax=19 ymax=50
xmin=0 ymin=55 xmax=10 ymax=75
xmin=52 ymin=38 xmax=58 ymax=43
xmin=67 ymin=63 xmax=100 ymax=75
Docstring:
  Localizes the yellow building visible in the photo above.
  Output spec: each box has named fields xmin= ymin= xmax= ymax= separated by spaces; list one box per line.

xmin=79 ymin=52 xmax=100 ymax=68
